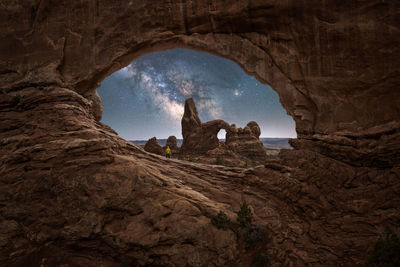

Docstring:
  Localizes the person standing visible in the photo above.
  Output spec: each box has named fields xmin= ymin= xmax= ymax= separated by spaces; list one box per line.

xmin=165 ymin=146 xmax=171 ymax=158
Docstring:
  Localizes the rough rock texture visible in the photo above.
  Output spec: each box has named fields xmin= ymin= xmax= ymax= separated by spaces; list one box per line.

xmin=144 ymin=137 xmax=163 ymax=155
xmin=0 ymin=88 xmax=398 ymax=266
xmin=181 ymin=98 xmax=230 ymax=154
xmin=226 ymin=122 xmax=266 ymax=161
xmin=182 ymin=143 xmax=248 ymax=167
xmin=0 ymin=1 xmax=399 ymax=266
xmin=1 ymin=0 xmax=398 ymax=165
xmin=165 ymin=135 xmax=179 ymax=154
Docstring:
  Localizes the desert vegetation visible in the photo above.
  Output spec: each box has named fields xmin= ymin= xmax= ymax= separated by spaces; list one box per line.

xmin=211 ymin=202 xmax=269 ymax=265
xmin=365 ymin=227 xmax=400 ymax=266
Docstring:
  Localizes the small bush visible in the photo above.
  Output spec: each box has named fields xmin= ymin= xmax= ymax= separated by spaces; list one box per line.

xmin=237 ymin=201 xmax=253 ymax=227
xmin=366 ymin=227 xmax=400 ymax=267
xmin=251 ymin=253 xmax=270 ymax=267
xmin=243 ymin=225 xmax=265 ymax=250
xmin=214 ymin=156 xmax=225 ymax=166
xmin=211 ymin=211 xmax=231 ymax=230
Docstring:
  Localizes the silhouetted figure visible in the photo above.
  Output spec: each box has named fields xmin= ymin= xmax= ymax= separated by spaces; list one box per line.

xmin=165 ymin=146 xmax=171 ymax=158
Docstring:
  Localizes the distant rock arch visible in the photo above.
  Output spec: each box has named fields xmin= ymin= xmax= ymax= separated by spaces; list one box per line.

xmin=181 ymin=98 xmax=266 ymax=161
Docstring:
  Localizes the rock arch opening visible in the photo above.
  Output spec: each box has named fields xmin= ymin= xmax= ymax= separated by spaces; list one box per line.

xmin=217 ymin=129 xmax=226 ymax=141
xmin=97 ymin=49 xmax=296 ymax=144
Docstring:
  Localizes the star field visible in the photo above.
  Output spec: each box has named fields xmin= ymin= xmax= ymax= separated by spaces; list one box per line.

xmin=98 ymin=49 xmax=296 ymax=140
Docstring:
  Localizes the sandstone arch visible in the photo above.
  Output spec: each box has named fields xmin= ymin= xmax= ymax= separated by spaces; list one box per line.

xmin=1 ymin=1 xmax=399 ymax=266
xmin=2 ymin=1 xmax=399 ymax=166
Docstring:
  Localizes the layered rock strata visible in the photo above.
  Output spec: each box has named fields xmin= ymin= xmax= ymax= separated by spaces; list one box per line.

xmin=0 ymin=86 xmax=398 ymax=266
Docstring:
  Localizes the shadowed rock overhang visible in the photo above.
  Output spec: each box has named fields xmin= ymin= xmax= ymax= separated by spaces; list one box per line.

xmin=1 ymin=0 xmax=399 ymax=166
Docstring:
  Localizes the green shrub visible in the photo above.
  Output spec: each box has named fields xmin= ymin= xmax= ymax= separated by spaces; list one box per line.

xmin=243 ymin=224 xmax=265 ymax=250
xmin=211 ymin=211 xmax=231 ymax=230
xmin=214 ymin=156 xmax=225 ymax=166
xmin=237 ymin=201 xmax=253 ymax=227
xmin=366 ymin=227 xmax=400 ymax=267
xmin=251 ymin=253 xmax=270 ymax=267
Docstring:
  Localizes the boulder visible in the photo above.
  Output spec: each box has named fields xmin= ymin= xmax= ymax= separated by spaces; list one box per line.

xmin=165 ymin=135 xmax=179 ymax=154
xmin=144 ymin=137 xmax=163 ymax=155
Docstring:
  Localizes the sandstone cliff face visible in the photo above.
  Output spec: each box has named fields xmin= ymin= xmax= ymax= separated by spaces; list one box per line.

xmin=0 ymin=1 xmax=399 ymax=266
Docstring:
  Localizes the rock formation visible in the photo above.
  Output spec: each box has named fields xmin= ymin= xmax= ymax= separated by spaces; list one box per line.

xmin=0 ymin=1 xmax=399 ymax=266
xmin=226 ymin=122 xmax=266 ymax=161
xmin=205 ymin=143 xmax=247 ymax=167
xmin=181 ymin=98 xmax=266 ymax=163
xmin=180 ymin=98 xmax=230 ymax=154
xmin=165 ymin=135 xmax=179 ymax=154
xmin=144 ymin=137 xmax=163 ymax=155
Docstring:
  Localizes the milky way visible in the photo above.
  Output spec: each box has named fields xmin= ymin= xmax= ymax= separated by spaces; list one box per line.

xmin=98 ymin=49 xmax=296 ymax=140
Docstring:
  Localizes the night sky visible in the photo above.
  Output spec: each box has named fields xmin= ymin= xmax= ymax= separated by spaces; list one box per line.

xmin=98 ymin=49 xmax=296 ymax=140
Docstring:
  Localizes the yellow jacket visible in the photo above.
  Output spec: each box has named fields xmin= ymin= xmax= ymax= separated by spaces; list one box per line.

xmin=166 ymin=147 xmax=171 ymax=154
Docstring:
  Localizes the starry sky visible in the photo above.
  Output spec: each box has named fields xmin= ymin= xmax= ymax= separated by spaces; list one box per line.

xmin=97 ymin=49 xmax=296 ymax=140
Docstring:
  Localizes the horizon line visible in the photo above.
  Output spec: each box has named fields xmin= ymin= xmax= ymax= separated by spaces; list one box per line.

xmin=128 ymin=136 xmax=296 ymax=141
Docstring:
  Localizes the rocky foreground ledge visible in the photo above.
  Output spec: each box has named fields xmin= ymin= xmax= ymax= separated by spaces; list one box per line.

xmin=0 ymin=86 xmax=399 ymax=266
